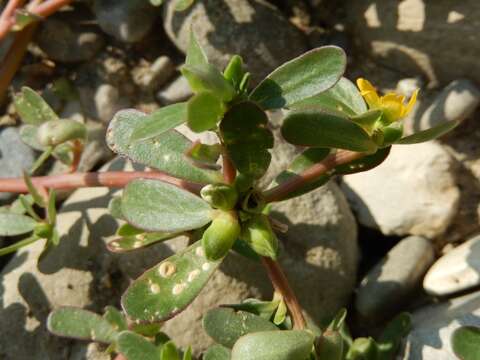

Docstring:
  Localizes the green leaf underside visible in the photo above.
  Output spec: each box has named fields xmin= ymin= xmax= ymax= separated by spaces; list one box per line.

xmin=107 ymin=232 xmax=179 ymax=253
xmin=117 ymin=331 xmax=160 ymax=360
xmin=451 ymin=326 xmax=480 ymax=360
xmin=220 ymin=102 xmax=274 ymax=179
xmin=203 ymin=308 xmax=278 ymax=348
xmin=187 ymin=92 xmax=225 ymax=132
xmin=250 ymin=46 xmax=346 ymax=110
xmin=186 ymin=31 xmax=208 ymax=68
xmin=107 ymin=109 xmax=221 ymax=184
xmin=396 ymin=119 xmax=460 ymax=144
xmin=204 ymin=345 xmax=232 ymax=360
xmin=121 ymin=179 xmax=212 ymax=233
xmin=281 ymin=108 xmax=377 ymax=152
xmin=231 ymin=330 xmax=314 ymax=360
xmin=291 ymin=77 xmax=367 ymax=116
xmin=122 ymin=241 xmax=223 ymax=323
xmin=130 ymin=103 xmax=188 ymax=142
xmin=108 ymin=196 xmax=124 ymax=220
xmin=0 ymin=213 xmax=36 ymax=236
xmin=14 ymin=87 xmax=59 ymax=125
xmin=334 ymin=147 xmax=391 ymax=175
xmin=47 ymin=307 xmax=118 ymax=343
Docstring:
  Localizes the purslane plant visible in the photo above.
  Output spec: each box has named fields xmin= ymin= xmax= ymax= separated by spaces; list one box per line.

xmin=0 ymin=32 xmax=461 ymax=359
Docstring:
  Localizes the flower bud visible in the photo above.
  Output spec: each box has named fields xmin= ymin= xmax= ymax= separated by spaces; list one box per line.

xmin=201 ymin=211 xmax=241 ymax=260
xmin=37 ymin=120 xmax=86 ymax=147
xmin=241 ymin=215 xmax=278 ymax=259
xmin=201 ymin=184 xmax=238 ymax=210
xmin=34 ymin=222 xmax=53 ymax=238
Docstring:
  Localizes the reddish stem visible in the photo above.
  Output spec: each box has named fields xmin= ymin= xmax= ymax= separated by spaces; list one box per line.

xmin=0 ymin=171 xmax=203 ymax=194
xmin=69 ymin=140 xmax=84 ymax=173
xmin=222 ymin=152 xmax=236 ymax=184
xmin=261 ymin=257 xmax=306 ymax=330
xmin=263 ymin=150 xmax=365 ymax=203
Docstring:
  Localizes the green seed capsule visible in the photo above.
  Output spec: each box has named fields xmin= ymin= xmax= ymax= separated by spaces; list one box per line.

xmin=201 ymin=211 xmax=241 ymax=261
xmin=37 ymin=119 xmax=86 ymax=147
xmin=241 ymin=215 xmax=278 ymax=260
xmin=200 ymin=184 xmax=238 ymax=210
xmin=34 ymin=222 xmax=53 ymax=238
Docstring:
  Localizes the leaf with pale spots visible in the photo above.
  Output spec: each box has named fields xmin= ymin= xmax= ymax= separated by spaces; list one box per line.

xmin=47 ymin=307 xmax=119 ymax=344
xmin=122 ymin=241 xmax=223 ymax=323
xmin=107 ymin=109 xmax=221 ymax=184
xmin=121 ymin=179 xmax=213 ymax=233
xmin=14 ymin=86 xmax=59 ymax=125
xmin=107 ymin=231 xmax=180 ymax=253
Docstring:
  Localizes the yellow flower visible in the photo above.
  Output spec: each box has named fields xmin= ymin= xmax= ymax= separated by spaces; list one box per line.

xmin=356 ymin=78 xmax=419 ymax=123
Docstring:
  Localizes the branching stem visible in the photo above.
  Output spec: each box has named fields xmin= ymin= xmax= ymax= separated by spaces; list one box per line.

xmin=261 ymin=257 xmax=306 ymax=329
xmin=0 ymin=171 xmax=203 ymax=194
xmin=262 ymin=150 xmax=366 ymax=203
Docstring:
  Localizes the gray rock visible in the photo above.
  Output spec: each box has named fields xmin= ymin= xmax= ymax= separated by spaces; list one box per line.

xmin=423 ymin=234 xmax=480 ymax=297
xmin=404 ymin=80 xmax=480 ymax=136
xmin=399 ymin=290 xmax=480 ymax=360
xmin=163 ymin=0 xmax=308 ymax=83
xmin=132 ymin=56 xmax=176 ymax=92
xmin=36 ymin=19 xmax=105 ymax=63
xmin=0 ymin=127 xmax=36 ymax=203
xmin=341 ymin=141 xmax=460 ymax=239
xmin=93 ymin=0 xmax=158 ymax=42
xmin=347 ymin=0 xmax=480 ymax=86
xmin=355 ymin=236 xmax=435 ymax=322
xmin=156 ymin=75 xmax=193 ymax=105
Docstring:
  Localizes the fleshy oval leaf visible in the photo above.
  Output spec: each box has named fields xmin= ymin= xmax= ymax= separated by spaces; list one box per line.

xmin=231 ymin=330 xmax=314 ymax=360
xmin=122 ymin=241 xmax=223 ymax=323
xmin=121 ymin=179 xmax=213 ymax=233
xmin=281 ymin=108 xmax=377 ymax=152
xmin=203 ymin=307 xmax=278 ymax=348
xmin=47 ymin=307 xmax=118 ymax=343
xmin=117 ymin=331 xmax=161 ymax=360
xmin=107 ymin=109 xmax=221 ymax=184
xmin=250 ymin=46 xmax=346 ymax=110
xmin=396 ymin=119 xmax=460 ymax=144
xmin=14 ymin=86 xmax=59 ymax=125
xmin=204 ymin=344 xmax=232 ymax=360
xmin=0 ymin=213 xmax=36 ymax=236
xmin=451 ymin=326 xmax=480 ymax=360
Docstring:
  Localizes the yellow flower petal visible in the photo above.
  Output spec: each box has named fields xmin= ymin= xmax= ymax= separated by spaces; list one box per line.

xmin=357 ymin=79 xmax=381 ymax=109
xmin=402 ymin=89 xmax=419 ymax=117
xmin=356 ymin=78 xmax=376 ymax=93
xmin=381 ymin=99 xmax=404 ymax=123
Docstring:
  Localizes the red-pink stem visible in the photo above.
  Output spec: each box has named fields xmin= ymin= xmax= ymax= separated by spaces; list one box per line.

xmin=263 ymin=150 xmax=366 ymax=203
xmin=0 ymin=171 xmax=203 ymax=194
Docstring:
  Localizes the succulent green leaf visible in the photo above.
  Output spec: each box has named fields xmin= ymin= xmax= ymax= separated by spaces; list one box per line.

xmin=273 ymin=299 xmax=287 ymax=326
xmin=14 ymin=87 xmax=59 ymax=125
xmin=107 ymin=231 xmax=179 ymax=253
xmin=281 ymin=108 xmax=377 ymax=152
xmin=396 ymin=119 xmax=459 ymax=144
xmin=380 ymin=122 xmax=403 ymax=147
xmin=334 ymin=147 xmax=391 ymax=175
xmin=203 ymin=308 xmax=278 ymax=348
xmin=108 ymin=196 xmax=124 ymax=220
xmin=103 ymin=306 xmax=128 ymax=332
xmin=47 ymin=307 xmax=118 ymax=343
xmin=231 ymin=330 xmax=314 ymax=360
xmin=201 ymin=184 xmax=238 ymax=211
xmin=19 ymin=194 xmax=41 ymax=221
xmin=224 ymin=55 xmax=245 ymax=90
xmin=20 ymin=125 xmax=45 ymax=151
xmin=376 ymin=312 xmax=411 ymax=359
xmin=451 ymin=326 xmax=480 ymax=360
xmin=37 ymin=119 xmax=86 ymax=147
xmin=161 ymin=341 xmax=181 ymax=360
xmin=121 ymin=179 xmax=213 ymax=232
xmin=181 ymin=64 xmax=235 ymax=102
xmin=270 ymin=148 xmax=331 ymax=199
xmin=227 ymin=299 xmax=280 ymax=320
xmin=316 ymin=331 xmax=344 ymax=360
xmin=291 ymin=77 xmax=367 ymax=116
xmin=220 ymin=102 xmax=273 ymax=179
xmin=186 ymin=31 xmax=208 ymax=67
xmin=130 ymin=103 xmax=188 ymax=142
xmin=250 ymin=47 xmax=346 ymax=110
xmin=133 ymin=323 xmax=162 ymax=337
xmin=241 ymin=215 xmax=278 ymax=259
xmin=9 ymin=194 xmax=33 ymax=215
xmin=187 ymin=92 xmax=225 ymax=132
xmin=122 ymin=241 xmax=223 ymax=323
xmin=175 ymin=0 xmax=195 ymax=11
xmin=350 ymin=110 xmax=383 ymax=134
xmin=204 ymin=344 xmax=232 ymax=360
xmin=183 ymin=347 xmax=193 ymax=360
xmin=116 ymin=331 xmax=161 ymax=360
xmin=345 ymin=338 xmax=378 ymax=360
xmin=107 ymin=109 xmax=221 ymax=183
xmin=0 ymin=213 xmax=36 ymax=236
xmin=186 ymin=142 xmax=222 ymax=168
